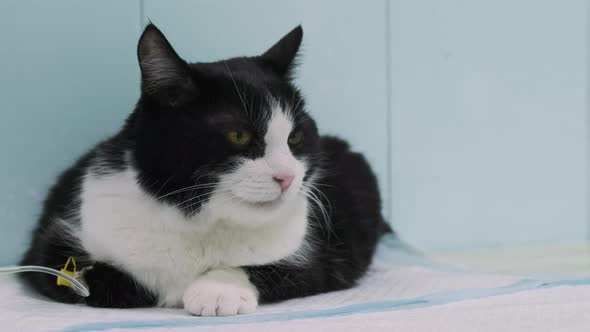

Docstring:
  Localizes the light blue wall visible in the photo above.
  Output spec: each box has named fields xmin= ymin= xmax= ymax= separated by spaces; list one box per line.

xmin=389 ymin=0 xmax=589 ymax=249
xmin=0 ymin=1 xmax=588 ymax=265
xmin=0 ymin=1 xmax=141 ymax=265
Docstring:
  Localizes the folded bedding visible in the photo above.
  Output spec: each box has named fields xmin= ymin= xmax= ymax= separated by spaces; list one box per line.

xmin=1 ymin=236 xmax=589 ymax=332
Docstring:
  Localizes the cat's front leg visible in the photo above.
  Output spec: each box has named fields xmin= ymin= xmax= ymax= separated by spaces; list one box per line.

xmin=84 ymin=262 xmax=157 ymax=308
xmin=182 ymin=267 xmax=258 ymax=316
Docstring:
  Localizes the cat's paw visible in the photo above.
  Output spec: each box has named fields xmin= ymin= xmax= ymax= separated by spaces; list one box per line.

xmin=182 ymin=278 xmax=258 ymax=316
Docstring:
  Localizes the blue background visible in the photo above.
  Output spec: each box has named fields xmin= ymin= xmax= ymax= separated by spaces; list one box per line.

xmin=1 ymin=0 xmax=588 ymax=265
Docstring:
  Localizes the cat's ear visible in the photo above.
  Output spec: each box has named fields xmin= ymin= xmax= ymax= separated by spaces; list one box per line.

xmin=137 ymin=24 xmax=194 ymax=106
xmin=258 ymin=26 xmax=303 ymax=78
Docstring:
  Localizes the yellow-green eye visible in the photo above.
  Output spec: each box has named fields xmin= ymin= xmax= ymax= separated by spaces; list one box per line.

xmin=288 ymin=131 xmax=304 ymax=146
xmin=226 ymin=130 xmax=252 ymax=146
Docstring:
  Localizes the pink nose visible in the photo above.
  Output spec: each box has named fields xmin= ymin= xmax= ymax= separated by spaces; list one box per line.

xmin=273 ymin=173 xmax=294 ymax=191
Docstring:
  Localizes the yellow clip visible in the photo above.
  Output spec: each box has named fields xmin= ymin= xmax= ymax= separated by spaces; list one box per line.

xmin=57 ymin=256 xmax=77 ymax=288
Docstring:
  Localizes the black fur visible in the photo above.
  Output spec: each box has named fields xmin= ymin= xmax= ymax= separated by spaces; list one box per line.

xmin=246 ymin=137 xmax=388 ymax=303
xmin=20 ymin=24 xmax=390 ymax=308
xmin=84 ymin=262 xmax=157 ymax=308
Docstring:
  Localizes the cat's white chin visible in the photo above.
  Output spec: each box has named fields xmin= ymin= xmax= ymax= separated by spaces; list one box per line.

xmin=203 ymin=187 xmax=305 ymax=227
xmin=232 ymin=183 xmax=301 ymax=206
xmin=243 ymin=196 xmax=283 ymax=208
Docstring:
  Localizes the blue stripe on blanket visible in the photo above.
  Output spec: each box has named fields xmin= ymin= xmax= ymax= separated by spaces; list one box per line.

xmin=57 ymin=277 xmax=590 ymax=332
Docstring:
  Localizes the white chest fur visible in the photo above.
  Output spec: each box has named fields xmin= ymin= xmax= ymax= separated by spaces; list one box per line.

xmin=78 ymin=167 xmax=309 ymax=306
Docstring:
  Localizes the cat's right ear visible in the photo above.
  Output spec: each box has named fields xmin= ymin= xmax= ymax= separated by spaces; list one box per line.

xmin=137 ymin=24 xmax=195 ymax=106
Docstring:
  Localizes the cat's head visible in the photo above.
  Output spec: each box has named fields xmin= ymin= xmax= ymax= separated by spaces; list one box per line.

xmin=129 ymin=24 xmax=321 ymax=225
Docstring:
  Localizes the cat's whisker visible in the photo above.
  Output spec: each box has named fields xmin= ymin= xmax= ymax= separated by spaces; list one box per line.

xmin=291 ymin=96 xmax=303 ymax=115
xmin=249 ymin=95 xmax=255 ymax=122
xmin=175 ymin=187 xmax=234 ymax=207
xmin=224 ymin=62 xmax=249 ymax=116
xmin=300 ymin=184 xmax=334 ymax=240
xmin=289 ymin=89 xmax=297 ymax=114
xmin=153 ymin=176 xmax=174 ymax=197
xmin=304 ymin=182 xmax=333 ymax=212
xmin=178 ymin=190 xmax=231 ymax=210
xmin=242 ymin=82 xmax=250 ymax=117
xmin=182 ymin=191 xmax=236 ymax=212
xmin=173 ymin=190 xmax=217 ymax=210
xmin=156 ymin=181 xmax=234 ymax=200
xmin=156 ymin=186 xmax=216 ymax=200
xmin=224 ymin=193 xmax=251 ymax=211
xmin=191 ymin=166 xmax=215 ymax=182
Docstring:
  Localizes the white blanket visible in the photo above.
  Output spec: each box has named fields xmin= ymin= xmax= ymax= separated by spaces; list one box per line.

xmin=1 ymin=236 xmax=589 ymax=332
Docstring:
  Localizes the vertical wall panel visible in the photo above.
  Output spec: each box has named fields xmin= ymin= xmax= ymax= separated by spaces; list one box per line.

xmin=389 ymin=0 xmax=588 ymax=249
xmin=587 ymin=0 xmax=590 ymax=242
xmin=0 ymin=1 xmax=141 ymax=264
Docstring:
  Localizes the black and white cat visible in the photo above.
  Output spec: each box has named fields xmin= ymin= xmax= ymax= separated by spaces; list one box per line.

xmin=20 ymin=24 xmax=390 ymax=316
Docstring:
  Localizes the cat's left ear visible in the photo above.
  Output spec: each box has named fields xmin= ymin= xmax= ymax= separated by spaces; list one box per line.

xmin=258 ymin=26 xmax=303 ymax=79
xmin=137 ymin=23 xmax=195 ymax=106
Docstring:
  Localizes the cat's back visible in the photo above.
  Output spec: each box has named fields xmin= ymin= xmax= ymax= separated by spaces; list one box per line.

xmin=317 ymin=135 xmax=386 ymax=236
xmin=319 ymin=136 xmax=382 ymax=206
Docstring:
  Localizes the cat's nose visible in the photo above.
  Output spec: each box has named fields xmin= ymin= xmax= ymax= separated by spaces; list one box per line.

xmin=273 ymin=173 xmax=294 ymax=191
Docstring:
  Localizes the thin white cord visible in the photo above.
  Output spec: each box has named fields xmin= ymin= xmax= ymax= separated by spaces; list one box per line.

xmin=0 ymin=265 xmax=90 ymax=297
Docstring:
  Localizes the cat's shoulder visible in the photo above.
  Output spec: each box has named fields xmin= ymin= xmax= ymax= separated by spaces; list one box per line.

xmin=319 ymin=135 xmax=351 ymax=152
xmin=319 ymin=135 xmax=371 ymax=167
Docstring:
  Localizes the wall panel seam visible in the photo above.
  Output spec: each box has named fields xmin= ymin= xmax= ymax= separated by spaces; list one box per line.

xmin=139 ymin=0 xmax=145 ymax=30
xmin=384 ymin=0 xmax=393 ymax=224
xmin=586 ymin=0 xmax=590 ymax=241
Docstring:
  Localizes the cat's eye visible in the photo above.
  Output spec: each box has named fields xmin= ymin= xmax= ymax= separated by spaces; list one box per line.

xmin=226 ymin=130 xmax=252 ymax=146
xmin=288 ymin=131 xmax=304 ymax=146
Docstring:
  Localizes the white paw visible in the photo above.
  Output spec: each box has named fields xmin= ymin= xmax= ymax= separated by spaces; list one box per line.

xmin=182 ymin=278 xmax=258 ymax=316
